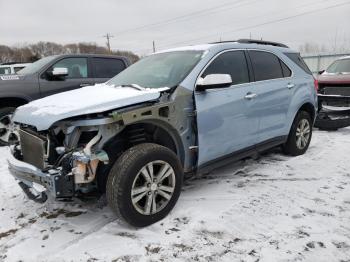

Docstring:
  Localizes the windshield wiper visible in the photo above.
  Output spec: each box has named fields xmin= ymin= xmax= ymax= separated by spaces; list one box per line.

xmin=120 ymin=84 xmax=146 ymax=91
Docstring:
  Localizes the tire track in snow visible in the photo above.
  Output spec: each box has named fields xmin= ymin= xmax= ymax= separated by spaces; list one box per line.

xmin=40 ymin=215 xmax=117 ymax=258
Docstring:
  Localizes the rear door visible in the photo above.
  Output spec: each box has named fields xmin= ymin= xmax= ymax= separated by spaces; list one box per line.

xmin=195 ymin=50 xmax=260 ymax=166
xmin=39 ymin=57 xmax=95 ymax=97
xmin=247 ymin=50 xmax=293 ymax=143
xmin=92 ymin=57 xmax=127 ymax=83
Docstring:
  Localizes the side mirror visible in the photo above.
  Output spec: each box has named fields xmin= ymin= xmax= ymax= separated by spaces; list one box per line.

xmin=52 ymin=67 xmax=68 ymax=77
xmin=196 ymin=74 xmax=232 ymax=91
xmin=318 ymin=70 xmax=325 ymax=75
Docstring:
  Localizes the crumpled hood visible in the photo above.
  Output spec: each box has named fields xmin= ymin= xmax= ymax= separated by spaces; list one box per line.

xmin=13 ymin=84 xmax=166 ymax=131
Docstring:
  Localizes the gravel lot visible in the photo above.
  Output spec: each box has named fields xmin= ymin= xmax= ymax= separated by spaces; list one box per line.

xmin=0 ymin=129 xmax=350 ymax=262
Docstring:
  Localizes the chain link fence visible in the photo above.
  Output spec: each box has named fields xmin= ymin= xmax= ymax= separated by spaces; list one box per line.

xmin=302 ymin=53 xmax=350 ymax=74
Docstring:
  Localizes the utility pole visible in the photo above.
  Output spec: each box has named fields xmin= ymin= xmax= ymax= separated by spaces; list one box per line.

xmin=103 ymin=33 xmax=114 ymax=53
xmin=152 ymin=41 xmax=156 ymax=53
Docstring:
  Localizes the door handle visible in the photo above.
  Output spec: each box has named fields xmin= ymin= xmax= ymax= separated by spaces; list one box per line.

xmin=80 ymin=83 xmax=91 ymax=87
xmin=287 ymin=83 xmax=295 ymax=89
xmin=244 ymin=92 xmax=257 ymax=100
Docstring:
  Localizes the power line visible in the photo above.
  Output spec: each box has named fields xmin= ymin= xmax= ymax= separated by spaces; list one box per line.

xmin=111 ymin=0 xmax=259 ymax=36
xmin=112 ymin=0 xmax=340 ymax=53
xmin=157 ymin=0 xmax=350 ymax=49
xmin=155 ymin=0 xmax=337 ymax=47
xmin=103 ymin=33 xmax=114 ymax=53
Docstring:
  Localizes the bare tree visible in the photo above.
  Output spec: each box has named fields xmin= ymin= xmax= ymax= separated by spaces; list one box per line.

xmin=0 ymin=42 xmax=140 ymax=64
xmin=299 ymin=40 xmax=350 ymax=56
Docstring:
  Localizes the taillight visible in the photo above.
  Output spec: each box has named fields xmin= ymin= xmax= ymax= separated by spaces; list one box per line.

xmin=313 ymin=78 xmax=318 ymax=92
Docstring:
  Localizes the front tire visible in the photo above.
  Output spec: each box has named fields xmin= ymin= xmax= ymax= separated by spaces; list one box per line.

xmin=283 ymin=111 xmax=312 ymax=156
xmin=106 ymin=143 xmax=183 ymax=227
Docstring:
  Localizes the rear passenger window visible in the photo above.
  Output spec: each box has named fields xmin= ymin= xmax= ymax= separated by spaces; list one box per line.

xmin=93 ymin=58 xmax=126 ymax=78
xmin=202 ymin=51 xmax=249 ymax=86
xmin=249 ymin=51 xmax=283 ymax=81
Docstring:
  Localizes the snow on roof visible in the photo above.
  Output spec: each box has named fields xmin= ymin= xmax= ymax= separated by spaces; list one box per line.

xmin=156 ymin=44 xmax=214 ymax=54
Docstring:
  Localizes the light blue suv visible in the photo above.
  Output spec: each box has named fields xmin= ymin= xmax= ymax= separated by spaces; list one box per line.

xmin=8 ymin=39 xmax=317 ymax=227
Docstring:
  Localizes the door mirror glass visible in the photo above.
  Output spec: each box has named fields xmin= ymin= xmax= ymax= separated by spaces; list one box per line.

xmin=196 ymin=74 xmax=232 ymax=91
xmin=52 ymin=67 xmax=68 ymax=77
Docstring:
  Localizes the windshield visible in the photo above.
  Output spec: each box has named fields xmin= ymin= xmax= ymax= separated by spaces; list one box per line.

xmin=17 ymin=56 xmax=57 ymax=75
xmin=108 ymin=51 xmax=204 ymax=88
xmin=326 ymin=58 xmax=350 ymax=74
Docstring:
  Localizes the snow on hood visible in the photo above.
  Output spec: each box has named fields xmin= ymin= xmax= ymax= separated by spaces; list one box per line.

xmin=13 ymin=84 xmax=167 ymax=131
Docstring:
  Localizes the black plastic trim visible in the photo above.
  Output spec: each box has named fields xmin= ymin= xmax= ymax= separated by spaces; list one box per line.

xmin=197 ymin=136 xmax=287 ymax=175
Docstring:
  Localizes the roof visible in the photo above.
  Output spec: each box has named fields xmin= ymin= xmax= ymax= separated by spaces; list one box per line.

xmin=211 ymin=39 xmax=289 ymax=48
xmin=157 ymin=39 xmax=291 ymax=54
xmin=52 ymin=53 xmax=129 ymax=59
xmin=156 ymin=44 xmax=214 ymax=54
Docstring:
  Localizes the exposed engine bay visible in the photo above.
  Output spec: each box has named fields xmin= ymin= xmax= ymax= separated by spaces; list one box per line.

xmin=8 ymin=87 xmax=196 ymax=203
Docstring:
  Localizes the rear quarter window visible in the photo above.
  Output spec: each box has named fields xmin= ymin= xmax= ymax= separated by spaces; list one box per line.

xmin=284 ymin=53 xmax=312 ymax=75
xmin=280 ymin=60 xmax=292 ymax=77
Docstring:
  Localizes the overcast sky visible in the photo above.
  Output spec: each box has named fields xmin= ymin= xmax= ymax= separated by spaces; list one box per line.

xmin=1 ymin=0 xmax=349 ymax=55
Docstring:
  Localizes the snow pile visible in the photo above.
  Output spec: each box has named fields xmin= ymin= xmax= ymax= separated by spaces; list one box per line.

xmin=0 ymin=129 xmax=350 ymax=261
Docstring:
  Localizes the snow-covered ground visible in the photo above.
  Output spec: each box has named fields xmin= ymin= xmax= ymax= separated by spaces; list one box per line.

xmin=0 ymin=129 xmax=350 ymax=262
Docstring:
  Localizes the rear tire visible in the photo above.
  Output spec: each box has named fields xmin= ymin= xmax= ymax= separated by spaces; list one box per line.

xmin=106 ymin=143 xmax=183 ymax=227
xmin=283 ymin=111 xmax=312 ymax=156
xmin=0 ymin=107 xmax=18 ymax=146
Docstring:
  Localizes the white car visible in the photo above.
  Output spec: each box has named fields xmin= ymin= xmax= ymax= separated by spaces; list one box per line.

xmin=0 ymin=63 xmax=31 ymax=75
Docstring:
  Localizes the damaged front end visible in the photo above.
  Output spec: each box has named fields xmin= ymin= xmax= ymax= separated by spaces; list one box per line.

xmin=315 ymin=82 xmax=350 ymax=130
xmin=8 ymin=115 xmax=122 ymax=203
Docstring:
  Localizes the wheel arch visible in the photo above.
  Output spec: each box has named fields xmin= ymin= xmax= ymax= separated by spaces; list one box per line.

xmin=0 ymin=97 xmax=29 ymax=108
xmin=97 ymin=119 xmax=186 ymax=192
xmin=298 ymin=102 xmax=316 ymax=122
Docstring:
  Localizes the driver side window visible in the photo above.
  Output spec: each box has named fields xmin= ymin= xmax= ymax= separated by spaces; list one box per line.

xmin=202 ymin=51 xmax=249 ymax=86
xmin=51 ymin=58 xmax=88 ymax=79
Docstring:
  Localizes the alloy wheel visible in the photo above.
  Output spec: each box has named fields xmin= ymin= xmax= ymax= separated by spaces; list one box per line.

xmin=296 ymin=118 xmax=310 ymax=150
xmin=131 ymin=160 xmax=176 ymax=215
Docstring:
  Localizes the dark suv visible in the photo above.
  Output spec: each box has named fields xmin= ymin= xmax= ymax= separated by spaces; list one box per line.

xmin=0 ymin=54 xmax=130 ymax=145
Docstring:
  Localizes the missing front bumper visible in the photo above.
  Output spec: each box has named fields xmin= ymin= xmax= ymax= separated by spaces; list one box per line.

xmin=7 ymin=152 xmax=74 ymax=200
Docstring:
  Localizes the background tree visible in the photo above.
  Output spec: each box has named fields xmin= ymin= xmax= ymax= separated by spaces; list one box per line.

xmin=0 ymin=42 xmax=140 ymax=64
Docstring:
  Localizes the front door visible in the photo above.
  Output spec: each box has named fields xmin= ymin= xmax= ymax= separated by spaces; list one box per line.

xmin=194 ymin=50 xmax=259 ymax=166
xmin=39 ymin=57 xmax=95 ymax=97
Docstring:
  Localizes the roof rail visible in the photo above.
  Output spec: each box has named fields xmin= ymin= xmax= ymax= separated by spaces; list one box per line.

xmin=236 ymin=39 xmax=289 ymax=48
xmin=1 ymin=62 xmax=22 ymax=65
xmin=210 ymin=39 xmax=289 ymax=48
